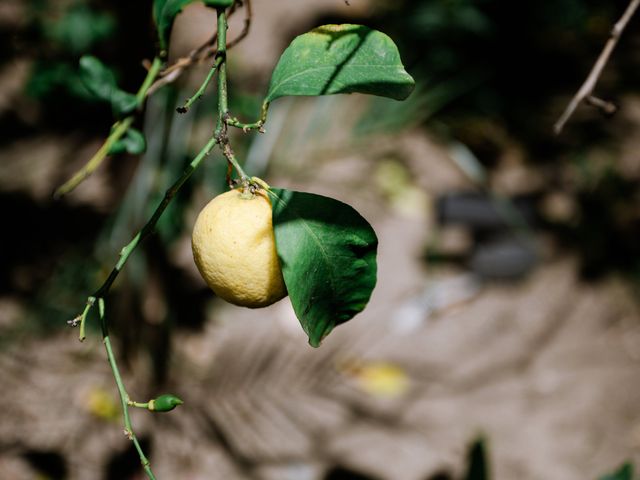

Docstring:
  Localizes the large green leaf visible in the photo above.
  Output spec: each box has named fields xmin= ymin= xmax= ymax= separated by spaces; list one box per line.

xmin=155 ymin=0 xmax=234 ymax=52
xmin=265 ymin=24 xmax=415 ymax=104
xmin=269 ymin=188 xmax=377 ymax=347
xmin=78 ymin=55 xmax=138 ymax=117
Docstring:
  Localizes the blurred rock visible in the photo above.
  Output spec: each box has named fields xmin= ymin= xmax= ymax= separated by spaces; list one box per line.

xmin=437 ymin=192 xmax=536 ymax=231
xmin=470 ymin=236 xmax=538 ymax=280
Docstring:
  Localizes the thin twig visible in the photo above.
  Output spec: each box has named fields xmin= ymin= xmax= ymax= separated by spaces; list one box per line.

xmin=227 ymin=0 xmax=252 ymax=49
xmin=105 ymin=139 xmax=213 ymax=292
xmin=554 ymin=0 xmax=640 ymax=134
xmin=225 ymin=101 xmax=269 ymax=132
xmin=72 ymin=135 xmax=218 ymax=342
xmin=585 ymin=95 xmax=617 ymax=114
xmin=148 ymin=0 xmax=252 ymax=95
xmin=54 ymin=118 xmax=134 ymax=198
xmin=214 ymin=8 xmax=249 ymax=183
xmin=98 ymin=298 xmax=156 ymax=480
xmin=177 ymin=55 xmax=223 ymax=113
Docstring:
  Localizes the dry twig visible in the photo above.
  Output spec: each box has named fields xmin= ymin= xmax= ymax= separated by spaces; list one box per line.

xmin=554 ymin=0 xmax=640 ymax=134
xmin=147 ymin=0 xmax=252 ymax=96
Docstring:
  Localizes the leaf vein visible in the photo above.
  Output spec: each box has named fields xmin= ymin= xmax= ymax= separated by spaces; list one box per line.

xmin=268 ymin=64 xmax=406 ymax=99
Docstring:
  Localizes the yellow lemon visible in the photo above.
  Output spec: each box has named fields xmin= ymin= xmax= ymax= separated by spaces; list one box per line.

xmin=191 ymin=188 xmax=287 ymax=308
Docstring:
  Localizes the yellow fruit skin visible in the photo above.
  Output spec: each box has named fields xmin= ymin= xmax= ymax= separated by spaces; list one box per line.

xmin=191 ymin=189 xmax=287 ymax=308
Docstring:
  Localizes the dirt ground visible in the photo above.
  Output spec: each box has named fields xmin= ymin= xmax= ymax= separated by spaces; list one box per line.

xmin=2 ymin=196 xmax=640 ymax=480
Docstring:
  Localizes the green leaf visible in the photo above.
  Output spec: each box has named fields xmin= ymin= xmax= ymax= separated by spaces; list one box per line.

xmin=269 ymin=188 xmax=377 ymax=347
xmin=265 ymin=24 xmax=415 ymax=104
xmin=108 ymin=128 xmax=147 ymax=155
xmin=155 ymin=0 xmax=234 ymax=52
xmin=79 ymin=56 xmax=115 ymax=100
xmin=110 ymin=90 xmax=139 ymax=117
xmin=600 ymin=463 xmax=634 ymax=480
xmin=78 ymin=55 xmax=138 ymax=117
xmin=45 ymin=4 xmax=115 ymax=54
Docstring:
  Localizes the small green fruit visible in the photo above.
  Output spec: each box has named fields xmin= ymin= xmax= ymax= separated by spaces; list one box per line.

xmin=148 ymin=394 xmax=184 ymax=413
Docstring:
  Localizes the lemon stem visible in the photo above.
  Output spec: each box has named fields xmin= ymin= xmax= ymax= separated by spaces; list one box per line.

xmin=213 ymin=8 xmax=250 ymax=183
xmin=215 ymin=8 xmax=229 ymax=135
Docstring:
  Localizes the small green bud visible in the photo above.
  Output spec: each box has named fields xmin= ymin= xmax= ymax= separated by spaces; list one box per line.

xmin=148 ymin=394 xmax=183 ymax=413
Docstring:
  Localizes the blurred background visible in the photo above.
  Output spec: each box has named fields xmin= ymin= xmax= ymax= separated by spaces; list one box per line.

xmin=2 ymin=0 xmax=640 ymax=479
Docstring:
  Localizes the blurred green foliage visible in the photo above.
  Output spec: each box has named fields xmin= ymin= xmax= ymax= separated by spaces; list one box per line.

xmin=19 ymin=0 xmax=153 ymax=130
xmin=26 ymin=2 xmax=115 ymax=101
xmin=600 ymin=463 xmax=634 ymax=480
xmin=25 ymin=61 xmax=90 ymax=99
xmin=43 ymin=3 xmax=115 ymax=54
xmin=77 ymin=55 xmax=139 ymax=117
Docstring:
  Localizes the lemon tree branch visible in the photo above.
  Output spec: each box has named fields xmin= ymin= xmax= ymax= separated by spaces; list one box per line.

xmin=68 ymin=9 xmax=252 ymax=479
xmin=69 ymin=136 xmax=218 ymax=480
xmin=74 ymin=135 xmax=218 ymax=340
xmin=225 ymin=100 xmax=268 ymax=132
xmin=177 ymin=54 xmax=224 ymax=114
xmin=212 ymin=8 xmax=250 ymax=184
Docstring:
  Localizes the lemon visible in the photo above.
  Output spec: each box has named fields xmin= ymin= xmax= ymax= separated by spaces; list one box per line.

xmin=191 ymin=188 xmax=287 ymax=308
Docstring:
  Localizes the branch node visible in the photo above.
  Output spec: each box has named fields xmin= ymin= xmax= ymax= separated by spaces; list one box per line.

xmin=586 ymin=95 xmax=618 ymax=116
xmin=553 ymin=0 xmax=639 ymax=134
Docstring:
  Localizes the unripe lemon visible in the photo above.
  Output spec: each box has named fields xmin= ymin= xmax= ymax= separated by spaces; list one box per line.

xmin=191 ymin=188 xmax=287 ymax=308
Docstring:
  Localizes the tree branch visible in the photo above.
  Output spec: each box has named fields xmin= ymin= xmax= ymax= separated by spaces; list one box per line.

xmin=73 ymin=136 xmax=218 ymax=341
xmin=553 ymin=0 xmax=640 ymax=135
xmin=67 ymin=6 xmax=255 ymax=479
